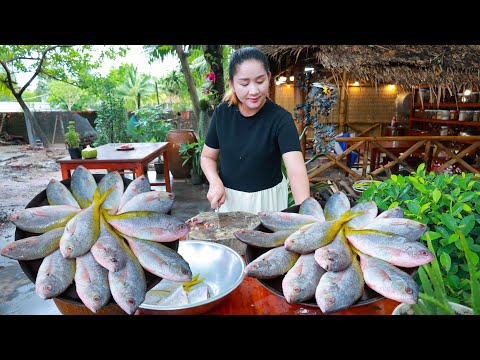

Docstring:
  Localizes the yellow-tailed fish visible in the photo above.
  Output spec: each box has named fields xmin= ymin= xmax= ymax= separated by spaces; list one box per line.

xmin=324 ymin=191 xmax=351 ymax=221
xmin=35 ymin=248 xmax=76 ymax=299
xmin=363 ymin=217 xmax=427 ymax=241
xmin=244 ymin=246 xmax=300 ymax=279
xmin=299 ymin=197 xmax=326 ymax=222
xmin=70 ymin=165 xmax=98 ymax=209
xmin=282 ymin=253 xmax=325 ymax=304
xmin=257 ymin=211 xmax=322 ymax=232
xmin=118 ymin=175 xmax=151 ymax=211
xmin=314 ymin=227 xmax=353 ymax=272
xmin=98 ymin=171 xmax=124 ymax=215
xmin=117 ymin=190 xmax=175 ymax=215
xmin=46 ymin=179 xmax=80 ymax=208
xmin=74 ymin=251 xmax=111 ymax=313
xmin=9 ymin=205 xmax=80 ymax=234
xmin=1 ymin=226 xmax=64 ymax=260
xmin=233 ymin=229 xmax=295 ymax=248
xmin=346 ymin=200 xmax=378 ymax=229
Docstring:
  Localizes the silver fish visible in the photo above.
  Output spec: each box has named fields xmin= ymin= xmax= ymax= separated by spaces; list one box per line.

xmin=35 ymin=249 xmax=76 ymax=299
xmin=70 ymin=165 xmax=98 ymax=209
xmin=324 ymin=191 xmax=351 ymax=221
xmin=346 ymin=200 xmax=378 ymax=229
xmin=315 ymin=256 xmax=364 ymax=314
xmin=1 ymin=227 xmax=64 ymax=261
xmin=282 ymin=253 xmax=325 ymax=304
xmin=46 ymin=179 xmax=80 ymax=208
xmin=345 ymin=228 xmax=435 ymax=267
xmin=372 ymin=206 xmax=404 ymax=220
xmin=299 ymin=197 xmax=326 ymax=221
xmin=363 ymin=218 xmax=427 ymax=242
xmin=118 ymin=175 xmax=151 ymax=211
xmin=124 ymin=235 xmax=192 ymax=282
xmin=358 ymin=251 xmax=419 ymax=304
xmin=233 ymin=229 xmax=295 ymax=248
xmin=98 ymin=171 xmax=124 ymax=215
xmin=108 ymin=246 xmax=146 ymax=315
xmin=9 ymin=205 xmax=80 ymax=234
xmin=314 ymin=228 xmax=353 ymax=272
xmin=117 ymin=190 xmax=175 ymax=215
xmin=75 ymin=251 xmax=111 ymax=313
xmin=90 ymin=215 xmax=129 ymax=272
xmin=244 ymin=246 xmax=300 ymax=279
xmin=104 ymin=210 xmax=190 ymax=242
xmin=284 ymin=220 xmax=343 ymax=254
xmin=257 ymin=211 xmax=322 ymax=232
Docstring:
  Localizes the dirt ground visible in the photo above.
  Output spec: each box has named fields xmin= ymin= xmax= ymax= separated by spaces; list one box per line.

xmin=0 ymin=144 xmax=67 ymax=244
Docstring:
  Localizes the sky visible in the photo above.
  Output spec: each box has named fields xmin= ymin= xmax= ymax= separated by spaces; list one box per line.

xmin=16 ymin=45 xmax=179 ymax=91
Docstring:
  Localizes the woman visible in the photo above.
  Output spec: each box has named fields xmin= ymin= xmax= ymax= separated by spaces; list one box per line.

xmin=201 ymin=47 xmax=310 ymax=214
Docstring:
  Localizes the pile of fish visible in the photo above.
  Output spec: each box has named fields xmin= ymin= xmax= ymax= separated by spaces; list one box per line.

xmin=234 ymin=192 xmax=434 ymax=314
xmin=2 ymin=166 xmax=192 ymax=315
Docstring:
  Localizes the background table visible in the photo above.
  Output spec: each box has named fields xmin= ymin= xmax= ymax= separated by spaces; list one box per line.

xmin=57 ymin=142 xmax=171 ymax=192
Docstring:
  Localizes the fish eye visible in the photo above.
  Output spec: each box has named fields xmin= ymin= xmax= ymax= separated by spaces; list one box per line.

xmin=328 ymin=296 xmax=335 ymax=304
xmin=127 ymin=298 xmax=136 ymax=305
xmin=294 ymin=287 xmax=301 ymax=293
xmin=94 ymin=296 xmax=101 ymax=303
xmin=405 ymin=287 xmax=413 ymax=295
xmin=420 ymin=250 xmax=429 ymax=256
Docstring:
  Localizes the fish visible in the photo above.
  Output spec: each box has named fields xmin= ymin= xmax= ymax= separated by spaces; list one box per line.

xmin=118 ymin=175 xmax=151 ymax=211
xmin=98 ymin=171 xmax=124 ymax=215
xmin=158 ymin=284 xmax=189 ymax=306
xmin=315 ymin=256 xmax=364 ymax=314
xmin=257 ymin=211 xmax=322 ymax=232
xmin=284 ymin=211 xmax=357 ymax=254
xmin=124 ymin=235 xmax=192 ymax=282
xmin=59 ymin=188 xmax=112 ymax=259
xmin=117 ymin=190 xmax=175 ymax=215
xmin=346 ymin=200 xmax=378 ymax=229
xmin=344 ymin=227 xmax=435 ymax=267
xmin=186 ymin=282 xmax=211 ymax=304
xmin=314 ymin=228 xmax=353 ymax=272
xmin=8 ymin=205 xmax=80 ymax=234
xmin=363 ymin=218 xmax=427 ymax=242
xmin=372 ymin=206 xmax=404 ymax=220
xmin=46 ymin=179 xmax=80 ymax=208
xmin=244 ymin=246 xmax=300 ymax=279
xmin=74 ymin=251 xmax=111 ymax=313
xmin=282 ymin=253 xmax=326 ymax=304
xmin=90 ymin=215 xmax=129 ymax=272
xmin=324 ymin=191 xmax=351 ymax=221
xmin=1 ymin=227 xmax=64 ymax=260
xmin=357 ymin=250 xmax=419 ymax=304
xmin=233 ymin=229 xmax=295 ymax=248
xmin=35 ymin=249 xmax=76 ymax=299
xmin=70 ymin=165 xmax=98 ymax=209
xmin=103 ymin=210 xmax=190 ymax=243
xmin=108 ymin=245 xmax=147 ymax=315
xmin=299 ymin=197 xmax=326 ymax=221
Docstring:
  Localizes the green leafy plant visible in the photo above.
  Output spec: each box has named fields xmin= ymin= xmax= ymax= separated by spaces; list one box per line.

xmin=179 ymin=139 xmax=205 ymax=177
xmin=129 ymin=104 xmax=173 ymax=142
xmin=65 ymin=120 xmax=80 ymax=148
xmin=358 ymin=163 xmax=480 ymax=307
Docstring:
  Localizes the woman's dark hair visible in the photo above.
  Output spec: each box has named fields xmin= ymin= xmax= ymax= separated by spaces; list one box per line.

xmin=223 ymin=47 xmax=270 ymax=106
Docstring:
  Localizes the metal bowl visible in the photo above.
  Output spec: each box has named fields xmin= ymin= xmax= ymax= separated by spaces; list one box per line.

xmin=139 ymin=240 xmax=246 ymax=315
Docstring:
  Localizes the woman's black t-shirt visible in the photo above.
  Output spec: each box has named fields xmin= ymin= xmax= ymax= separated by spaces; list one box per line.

xmin=205 ymin=99 xmax=301 ymax=192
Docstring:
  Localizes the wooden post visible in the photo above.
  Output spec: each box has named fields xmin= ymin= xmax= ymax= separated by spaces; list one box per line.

xmin=338 ymin=70 xmax=348 ymax=133
xmin=294 ymin=64 xmax=306 ymax=158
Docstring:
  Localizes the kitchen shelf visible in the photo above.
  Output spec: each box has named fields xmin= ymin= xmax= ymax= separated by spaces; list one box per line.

xmin=410 ymin=118 xmax=479 ymax=126
xmin=413 ymin=103 xmax=480 ymax=108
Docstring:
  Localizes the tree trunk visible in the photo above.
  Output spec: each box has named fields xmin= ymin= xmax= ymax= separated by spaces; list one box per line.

xmin=203 ymin=45 xmax=225 ymax=106
xmin=174 ymin=45 xmax=200 ymax=121
xmin=15 ymin=95 xmax=51 ymax=148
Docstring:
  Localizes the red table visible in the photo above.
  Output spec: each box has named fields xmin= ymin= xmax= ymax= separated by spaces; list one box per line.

xmin=137 ymin=276 xmax=400 ymax=316
xmin=56 ymin=142 xmax=171 ymax=192
xmin=370 ymin=140 xmax=418 ymax=171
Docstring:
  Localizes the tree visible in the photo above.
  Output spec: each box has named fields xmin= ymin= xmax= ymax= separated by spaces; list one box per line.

xmin=0 ymin=45 xmax=125 ymax=147
xmin=117 ymin=64 xmax=155 ymax=110
xmin=47 ymin=80 xmax=84 ymax=110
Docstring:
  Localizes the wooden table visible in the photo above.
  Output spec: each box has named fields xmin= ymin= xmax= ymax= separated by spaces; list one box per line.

xmin=57 ymin=142 xmax=171 ymax=192
xmin=370 ymin=140 xmax=418 ymax=171
xmin=137 ymin=276 xmax=400 ymax=316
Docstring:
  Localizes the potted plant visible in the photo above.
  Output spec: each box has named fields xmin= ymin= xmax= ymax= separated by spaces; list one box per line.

xmin=392 ymin=232 xmax=478 ymax=315
xmin=65 ymin=120 xmax=82 ymax=159
xmin=179 ymin=139 xmax=205 ymax=185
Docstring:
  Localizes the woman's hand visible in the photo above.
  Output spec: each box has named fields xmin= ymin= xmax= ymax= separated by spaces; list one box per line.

xmin=207 ymin=180 xmax=226 ymax=210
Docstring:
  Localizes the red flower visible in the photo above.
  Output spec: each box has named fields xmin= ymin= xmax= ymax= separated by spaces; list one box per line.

xmin=206 ymin=72 xmax=215 ymax=83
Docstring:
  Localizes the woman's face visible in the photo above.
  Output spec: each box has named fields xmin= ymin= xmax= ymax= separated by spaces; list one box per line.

xmin=229 ymin=59 xmax=270 ymax=116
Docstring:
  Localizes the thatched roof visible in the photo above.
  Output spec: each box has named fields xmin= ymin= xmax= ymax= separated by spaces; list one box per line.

xmin=257 ymin=45 xmax=480 ymax=89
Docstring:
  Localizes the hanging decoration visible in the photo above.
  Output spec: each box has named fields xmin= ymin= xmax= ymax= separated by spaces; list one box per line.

xmin=294 ymin=73 xmax=338 ymax=154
